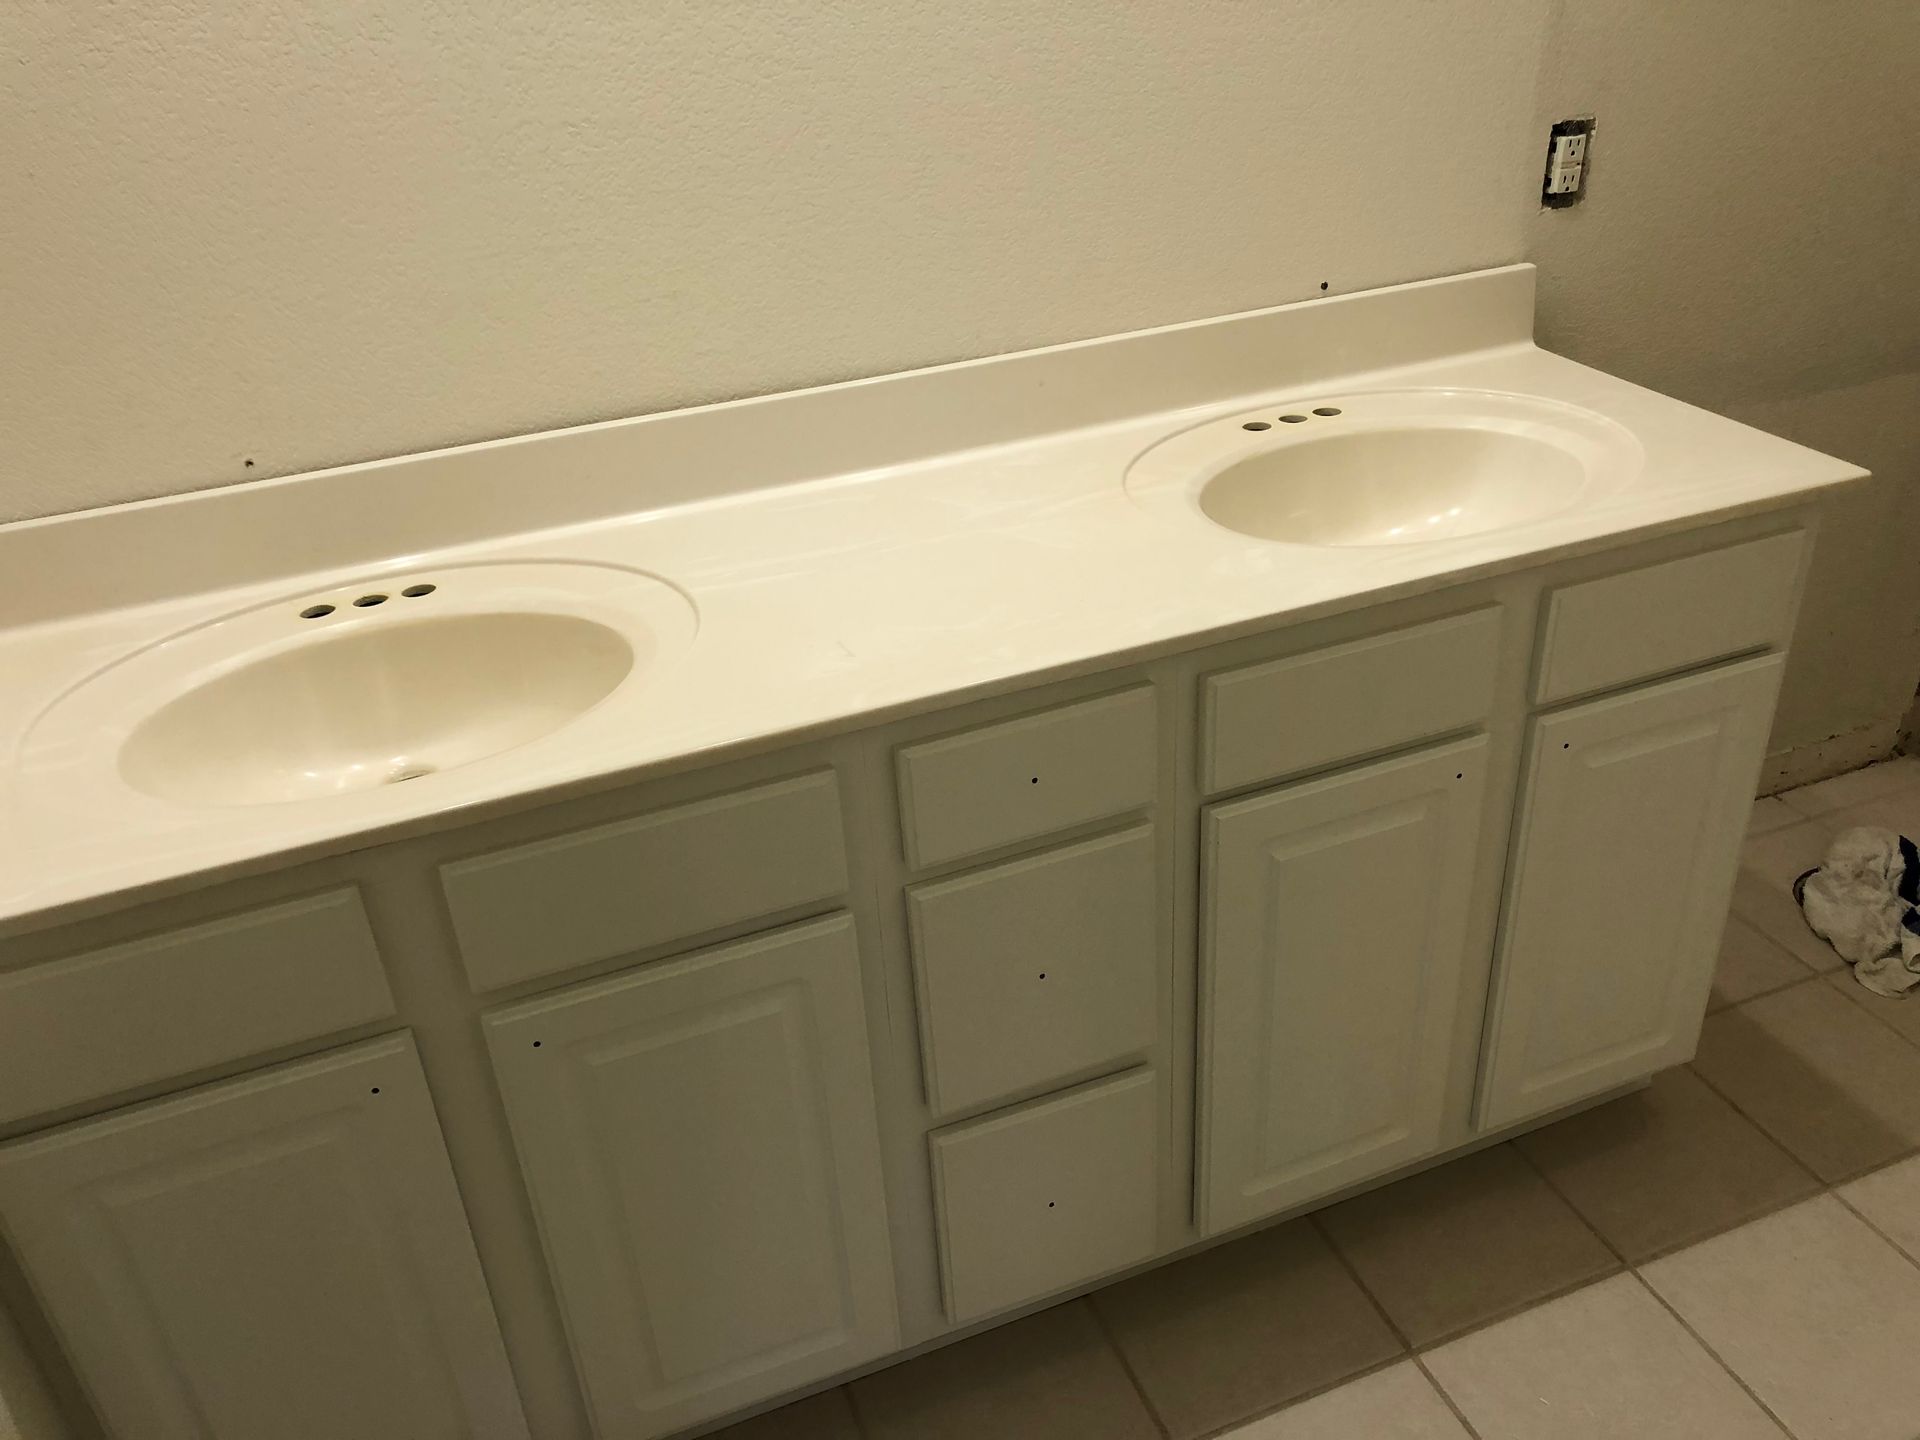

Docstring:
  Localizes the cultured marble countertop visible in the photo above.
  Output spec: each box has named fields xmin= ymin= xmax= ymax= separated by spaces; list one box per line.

xmin=0 ymin=266 xmax=1867 ymax=932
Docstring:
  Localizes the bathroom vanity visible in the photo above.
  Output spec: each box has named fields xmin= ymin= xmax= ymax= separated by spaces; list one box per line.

xmin=0 ymin=266 xmax=1864 ymax=1439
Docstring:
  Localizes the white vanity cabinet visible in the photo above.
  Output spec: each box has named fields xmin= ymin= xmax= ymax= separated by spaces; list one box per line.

xmin=483 ymin=915 xmax=897 ymax=1440
xmin=0 ymin=512 xmax=1825 ymax=1440
xmin=0 ymin=1035 xmax=526 ymax=1440
xmin=1197 ymin=737 xmax=1492 ymax=1234
xmin=1476 ymin=654 xmax=1786 ymax=1129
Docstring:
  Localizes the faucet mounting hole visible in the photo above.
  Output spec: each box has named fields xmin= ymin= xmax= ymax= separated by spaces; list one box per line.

xmin=353 ymin=594 xmax=388 ymax=607
xmin=299 ymin=604 xmax=334 ymax=619
xmin=401 ymin=583 xmax=436 ymax=598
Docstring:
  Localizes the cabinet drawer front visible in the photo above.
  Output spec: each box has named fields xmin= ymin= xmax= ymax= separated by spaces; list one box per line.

xmin=1478 ymin=655 xmax=1785 ymax=1129
xmin=1534 ymin=531 xmax=1805 ymax=704
xmin=1198 ymin=736 xmax=1490 ymax=1234
xmin=1202 ymin=609 xmax=1501 ymax=795
xmin=485 ymin=916 xmax=897 ymax=1438
xmin=930 ymin=1068 xmax=1159 ymax=1324
xmin=0 ymin=889 xmax=394 ymax=1126
xmin=443 ymin=770 xmax=849 ymax=991
xmin=0 ymin=1035 xmax=526 ymax=1440
xmin=896 ymin=688 xmax=1157 ymax=870
xmin=908 ymin=827 xmax=1159 ymax=1117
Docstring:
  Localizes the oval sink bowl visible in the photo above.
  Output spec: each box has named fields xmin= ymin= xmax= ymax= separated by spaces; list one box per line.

xmin=121 ymin=612 xmax=633 ymax=805
xmin=1126 ymin=389 xmax=1643 ymax=547
xmin=25 ymin=560 xmax=696 ymax=809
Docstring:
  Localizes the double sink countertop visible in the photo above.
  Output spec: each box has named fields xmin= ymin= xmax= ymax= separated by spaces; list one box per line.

xmin=0 ymin=265 xmax=1867 ymax=933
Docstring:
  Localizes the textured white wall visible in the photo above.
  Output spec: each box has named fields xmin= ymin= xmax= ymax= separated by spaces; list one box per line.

xmin=0 ymin=0 xmax=1550 ymax=522
xmin=1529 ymin=0 xmax=1920 ymax=772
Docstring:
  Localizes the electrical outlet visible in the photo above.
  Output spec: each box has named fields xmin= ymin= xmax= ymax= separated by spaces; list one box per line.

xmin=1542 ymin=116 xmax=1594 ymax=208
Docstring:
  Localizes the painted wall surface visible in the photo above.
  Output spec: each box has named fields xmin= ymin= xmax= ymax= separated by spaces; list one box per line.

xmin=1529 ymin=0 xmax=1920 ymax=774
xmin=0 ymin=0 xmax=1550 ymax=521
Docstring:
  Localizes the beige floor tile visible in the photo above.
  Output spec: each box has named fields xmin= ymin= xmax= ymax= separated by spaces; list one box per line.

xmin=1741 ymin=819 xmax=1838 ymax=892
xmin=1824 ymin=788 xmax=1920 ymax=841
xmin=850 ymin=1301 xmax=1157 ymax=1440
xmin=1514 ymin=1066 xmax=1819 ymax=1262
xmin=1692 ymin=981 xmax=1920 ymax=1182
xmin=1220 ymin=1361 xmax=1468 ymax=1439
xmin=1730 ymin=868 xmax=1845 ymax=972
xmin=1424 ymin=1272 xmax=1780 ymax=1440
xmin=1711 ymin=917 xmax=1815 ymax=1011
xmin=1747 ymin=795 xmax=1804 ymax=835
xmin=1316 ymin=1145 xmax=1616 ymax=1347
xmin=1838 ymin=1153 xmax=1920 ymax=1263
xmin=1824 ymin=970 xmax=1920 ymax=1045
xmin=710 ymin=1387 xmax=859 ymax=1440
xmin=1090 ymin=1219 xmax=1401 ymax=1439
xmin=1778 ymin=758 xmax=1920 ymax=817
xmin=1643 ymin=1194 xmax=1920 ymax=1440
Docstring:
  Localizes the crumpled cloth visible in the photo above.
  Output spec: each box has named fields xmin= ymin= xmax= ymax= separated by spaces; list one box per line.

xmin=1794 ymin=826 xmax=1920 ymax=997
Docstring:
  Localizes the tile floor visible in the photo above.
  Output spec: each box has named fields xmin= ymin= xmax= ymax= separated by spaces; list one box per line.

xmin=719 ymin=756 xmax=1920 ymax=1440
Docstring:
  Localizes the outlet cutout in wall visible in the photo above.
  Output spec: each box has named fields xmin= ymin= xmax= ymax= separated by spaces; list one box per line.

xmin=1542 ymin=116 xmax=1594 ymax=208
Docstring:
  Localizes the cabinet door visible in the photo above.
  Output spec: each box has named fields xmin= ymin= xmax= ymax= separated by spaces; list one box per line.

xmin=1199 ymin=736 xmax=1490 ymax=1235
xmin=0 ymin=1035 xmax=526 ymax=1440
xmin=485 ymin=915 xmax=897 ymax=1440
xmin=1477 ymin=654 xmax=1785 ymax=1130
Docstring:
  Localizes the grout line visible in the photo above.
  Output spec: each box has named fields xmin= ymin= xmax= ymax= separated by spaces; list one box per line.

xmin=1681 ymin=1052 xmax=1840 ymax=1190
xmin=1307 ymin=1211 xmax=1413 ymax=1352
xmin=1828 ymin=1180 xmax=1920 ymax=1279
xmin=1628 ymin=1270 xmax=1794 ymax=1439
xmin=1709 ymin=966 xmax=1825 ymax=1014
xmin=1188 ymin=1352 xmax=1408 ymax=1440
xmin=1411 ymin=1354 xmax=1486 ymax=1440
xmin=1406 ymin=1263 xmax=1621 ymax=1357
xmin=1508 ymin=1134 xmax=1628 ymax=1267
xmin=1818 ymin=974 xmax=1920 ymax=1057
xmin=1081 ymin=1297 xmax=1173 ymax=1440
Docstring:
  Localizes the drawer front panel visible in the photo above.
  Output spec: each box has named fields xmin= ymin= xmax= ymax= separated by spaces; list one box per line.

xmin=443 ymin=771 xmax=849 ymax=991
xmin=0 ymin=889 xmax=394 ymax=1126
xmin=1534 ymin=531 xmax=1805 ymax=704
xmin=908 ymin=826 xmax=1159 ymax=1117
xmin=930 ymin=1068 xmax=1159 ymax=1324
xmin=896 ymin=688 xmax=1157 ymax=870
xmin=1202 ymin=608 xmax=1502 ymax=795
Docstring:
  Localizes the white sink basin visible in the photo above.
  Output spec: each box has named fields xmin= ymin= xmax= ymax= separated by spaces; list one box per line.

xmin=121 ymin=612 xmax=634 ymax=805
xmin=1126 ymin=389 xmax=1643 ymax=547
xmin=26 ymin=561 xmax=696 ymax=808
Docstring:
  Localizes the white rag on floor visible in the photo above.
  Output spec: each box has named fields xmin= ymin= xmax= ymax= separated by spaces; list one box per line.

xmin=1794 ymin=825 xmax=1920 ymax=996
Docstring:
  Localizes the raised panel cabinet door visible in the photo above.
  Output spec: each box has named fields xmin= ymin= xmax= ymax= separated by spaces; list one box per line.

xmin=1198 ymin=736 xmax=1490 ymax=1236
xmin=484 ymin=915 xmax=897 ymax=1440
xmin=0 ymin=1035 xmax=528 ymax=1440
xmin=1477 ymin=654 xmax=1786 ymax=1131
